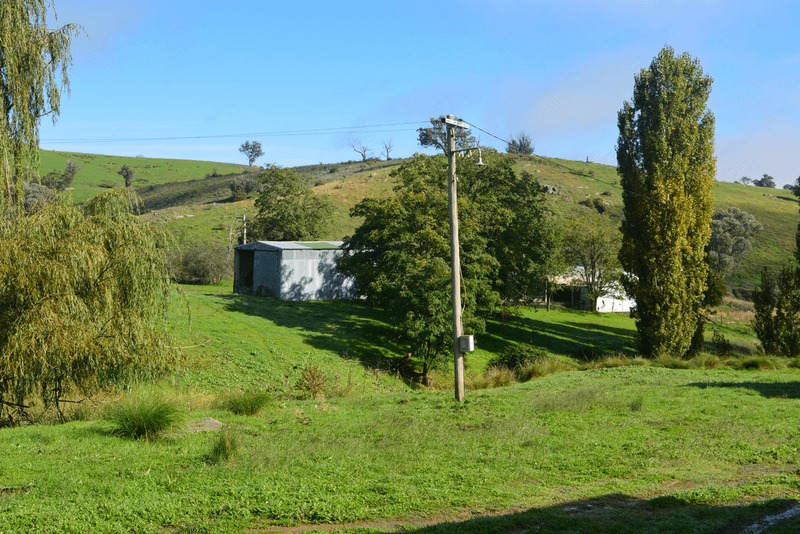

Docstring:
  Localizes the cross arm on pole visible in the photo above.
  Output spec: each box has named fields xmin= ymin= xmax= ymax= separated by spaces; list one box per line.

xmin=440 ymin=116 xmax=470 ymax=130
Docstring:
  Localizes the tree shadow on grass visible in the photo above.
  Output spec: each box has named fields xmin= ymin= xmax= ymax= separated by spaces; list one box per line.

xmin=386 ymin=495 xmax=799 ymax=534
xmin=212 ymin=293 xmax=416 ymax=377
xmin=482 ymin=310 xmax=637 ymax=359
xmin=686 ymin=381 xmax=800 ymax=399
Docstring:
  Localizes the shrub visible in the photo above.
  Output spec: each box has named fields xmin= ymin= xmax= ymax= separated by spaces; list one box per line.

xmin=205 ymin=426 xmax=239 ymax=464
xmin=220 ymin=390 xmax=272 ymax=416
xmin=169 ymin=242 xmax=230 ymax=285
xmin=295 ymin=363 xmax=329 ymax=399
xmin=104 ymin=392 xmax=180 ymax=440
xmin=230 ymin=175 xmax=261 ymax=201
xmin=23 ymin=182 xmax=58 ymax=214
xmin=712 ymin=329 xmax=734 ymax=359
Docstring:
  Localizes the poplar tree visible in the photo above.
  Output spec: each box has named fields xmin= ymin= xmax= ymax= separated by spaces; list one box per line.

xmin=616 ymin=46 xmax=716 ymax=358
xmin=1 ymin=0 xmax=81 ymax=214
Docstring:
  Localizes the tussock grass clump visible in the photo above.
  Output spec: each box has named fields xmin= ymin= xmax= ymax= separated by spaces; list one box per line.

xmin=103 ymin=392 xmax=180 ymax=440
xmin=582 ymin=353 xmax=648 ymax=369
xmin=516 ymin=356 xmax=577 ymax=382
xmin=654 ymin=355 xmax=691 ymax=369
xmin=738 ymin=356 xmax=787 ymax=371
xmin=205 ymin=426 xmax=240 ymax=464
xmin=468 ymin=367 xmax=516 ymax=390
xmin=688 ymin=353 xmax=725 ymax=369
xmin=220 ymin=390 xmax=272 ymax=416
xmin=480 ymin=346 xmax=578 ymax=385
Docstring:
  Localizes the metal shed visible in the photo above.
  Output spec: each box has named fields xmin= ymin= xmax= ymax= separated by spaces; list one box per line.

xmin=233 ymin=241 xmax=356 ymax=301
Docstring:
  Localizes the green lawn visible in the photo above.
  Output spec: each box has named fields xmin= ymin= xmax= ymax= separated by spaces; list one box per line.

xmin=2 ymin=365 xmax=800 ymax=533
xmin=2 ymin=284 xmax=799 ymax=533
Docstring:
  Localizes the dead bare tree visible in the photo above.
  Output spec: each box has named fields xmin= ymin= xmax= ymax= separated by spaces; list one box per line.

xmin=348 ymin=139 xmax=373 ymax=161
xmin=382 ymin=139 xmax=394 ymax=160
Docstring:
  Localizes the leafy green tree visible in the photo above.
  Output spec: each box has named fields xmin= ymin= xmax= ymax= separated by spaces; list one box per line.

xmin=707 ymin=207 xmax=762 ymax=279
xmin=689 ymin=207 xmax=763 ymax=355
xmin=117 ymin=165 xmax=137 ymax=188
xmin=561 ymin=213 xmax=622 ymax=311
xmin=338 ymin=152 xmax=555 ymax=378
xmin=754 ymin=174 xmax=776 ymax=188
xmin=1 ymin=0 xmax=81 ymax=214
xmin=617 ymin=46 xmax=716 ymax=358
xmin=783 ymin=176 xmax=800 ymax=195
xmin=752 ymin=193 xmax=800 ymax=356
xmin=738 ymin=176 xmax=753 ymax=185
xmin=40 ymin=159 xmax=81 ymax=191
xmin=752 ymin=265 xmax=800 ymax=357
xmin=252 ymin=165 xmax=332 ymax=241
xmin=169 ymin=241 xmax=230 ymax=285
xmin=506 ymin=132 xmax=535 ymax=155
xmin=417 ymin=117 xmax=477 ymax=152
xmin=0 ymin=188 xmax=175 ymax=423
xmin=239 ymin=141 xmax=263 ymax=166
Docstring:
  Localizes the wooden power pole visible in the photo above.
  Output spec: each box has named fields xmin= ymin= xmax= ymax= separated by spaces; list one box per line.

xmin=443 ymin=114 xmax=469 ymax=402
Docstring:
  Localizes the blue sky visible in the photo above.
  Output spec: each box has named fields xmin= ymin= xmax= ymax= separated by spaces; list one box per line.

xmin=41 ymin=0 xmax=800 ymax=185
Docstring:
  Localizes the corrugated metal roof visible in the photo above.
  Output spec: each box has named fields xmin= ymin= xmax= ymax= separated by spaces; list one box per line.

xmin=234 ymin=241 xmax=344 ymax=251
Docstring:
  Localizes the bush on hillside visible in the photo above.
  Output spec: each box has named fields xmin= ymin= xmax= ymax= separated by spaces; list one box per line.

xmin=230 ymin=175 xmax=261 ymax=201
xmin=169 ymin=242 xmax=230 ymax=285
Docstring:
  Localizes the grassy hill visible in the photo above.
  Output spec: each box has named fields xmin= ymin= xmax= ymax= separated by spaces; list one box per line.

xmin=1 ymin=282 xmax=799 ymax=532
xmin=40 ymin=150 xmax=251 ymax=204
xmin=521 ymin=154 xmax=799 ymax=298
xmin=42 ymin=150 xmax=799 ymax=297
xmin=4 ymin=154 xmax=800 ymax=533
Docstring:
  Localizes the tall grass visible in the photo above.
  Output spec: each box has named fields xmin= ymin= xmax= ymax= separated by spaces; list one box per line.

xmin=205 ymin=426 xmax=240 ymax=464
xmin=219 ymin=390 xmax=273 ymax=416
xmin=103 ymin=392 xmax=180 ymax=440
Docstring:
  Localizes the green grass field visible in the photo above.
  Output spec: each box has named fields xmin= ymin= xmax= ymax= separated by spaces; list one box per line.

xmin=40 ymin=150 xmax=250 ymax=203
xmin=6 ymin=150 xmax=798 ymax=531
xmin=2 ymin=282 xmax=800 ymax=532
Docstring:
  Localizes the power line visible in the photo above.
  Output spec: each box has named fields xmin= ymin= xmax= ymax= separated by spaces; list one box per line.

xmin=41 ymin=121 xmax=430 ymax=145
xmin=466 ymin=121 xmax=511 ymax=146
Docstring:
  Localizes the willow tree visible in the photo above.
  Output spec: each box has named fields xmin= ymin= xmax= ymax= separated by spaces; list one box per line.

xmin=617 ymin=46 xmax=716 ymax=358
xmin=1 ymin=0 xmax=81 ymax=213
xmin=0 ymin=189 xmax=176 ymax=423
